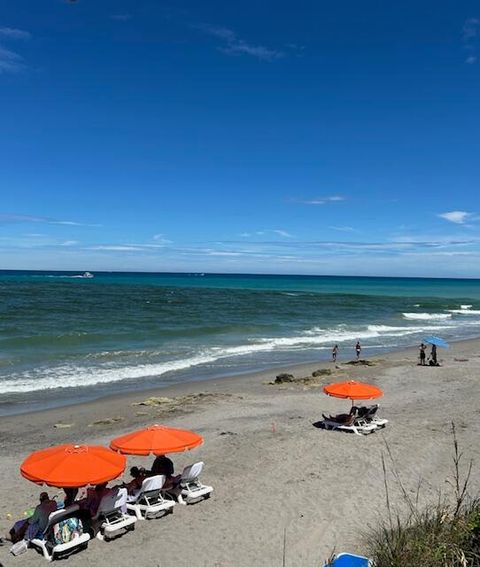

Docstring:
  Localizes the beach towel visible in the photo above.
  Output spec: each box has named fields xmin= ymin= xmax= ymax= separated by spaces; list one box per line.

xmin=52 ymin=517 xmax=83 ymax=545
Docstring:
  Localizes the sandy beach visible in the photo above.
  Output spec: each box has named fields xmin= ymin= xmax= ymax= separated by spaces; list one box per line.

xmin=1 ymin=340 xmax=480 ymax=566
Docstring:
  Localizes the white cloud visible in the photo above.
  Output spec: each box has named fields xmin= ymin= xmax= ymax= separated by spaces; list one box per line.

xmin=152 ymin=234 xmax=172 ymax=244
xmin=462 ymin=18 xmax=479 ymax=64
xmin=299 ymin=195 xmax=346 ymax=205
xmin=0 ymin=45 xmax=24 ymax=73
xmin=207 ymin=251 xmax=243 ymax=256
xmin=0 ymin=27 xmax=31 ymax=40
xmin=0 ymin=214 xmax=99 ymax=227
xmin=438 ymin=211 xmax=472 ymax=224
xmin=195 ymin=24 xmax=283 ymax=61
xmin=0 ymin=27 xmax=30 ymax=74
xmin=463 ymin=18 xmax=479 ymax=41
xmin=90 ymin=245 xmax=145 ymax=252
xmin=60 ymin=240 xmax=78 ymax=246
xmin=273 ymin=229 xmax=293 ymax=238
xmin=329 ymin=226 xmax=357 ymax=232
xmin=240 ymin=229 xmax=292 ymax=238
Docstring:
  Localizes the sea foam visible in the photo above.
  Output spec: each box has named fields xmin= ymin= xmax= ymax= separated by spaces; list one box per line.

xmin=402 ymin=313 xmax=452 ymax=321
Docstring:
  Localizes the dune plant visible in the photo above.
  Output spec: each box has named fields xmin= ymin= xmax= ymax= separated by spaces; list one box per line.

xmin=366 ymin=423 xmax=480 ymax=567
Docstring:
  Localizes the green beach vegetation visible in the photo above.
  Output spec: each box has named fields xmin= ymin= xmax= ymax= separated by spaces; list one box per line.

xmin=366 ymin=424 xmax=480 ymax=567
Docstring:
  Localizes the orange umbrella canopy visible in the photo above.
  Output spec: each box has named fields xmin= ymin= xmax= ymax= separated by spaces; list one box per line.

xmin=20 ymin=444 xmax=126 ymax=488
xmin=110 ymin=424 xmax=203 ymax=456
xmin=324 ymin=380 xmax=383 ymax=400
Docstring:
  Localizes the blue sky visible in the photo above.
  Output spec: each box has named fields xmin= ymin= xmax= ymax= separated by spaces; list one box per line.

xmin=1 ymin=1 xmax=480 ymax=277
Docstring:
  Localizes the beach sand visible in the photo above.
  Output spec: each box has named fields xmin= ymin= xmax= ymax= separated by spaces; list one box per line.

xmin=1 ymin=340 xmax=480 ymax=566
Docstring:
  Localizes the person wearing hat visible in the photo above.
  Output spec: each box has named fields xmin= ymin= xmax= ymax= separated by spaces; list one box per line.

xmin=9 ymin=492 xmax=57 ymax=543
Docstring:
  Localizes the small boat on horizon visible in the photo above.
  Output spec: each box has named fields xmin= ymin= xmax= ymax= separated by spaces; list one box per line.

xmin=82 ymin=272 xmax=94 ymax=278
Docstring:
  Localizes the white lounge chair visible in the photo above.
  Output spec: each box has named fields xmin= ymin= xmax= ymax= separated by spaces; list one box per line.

xmin=364 ymin=405 xmax=388 ymax=428
xmin=29 ymin=504 xmax=90 ymax=562
xmin=172 ymin=462 xmax=213 ymax=504
xmin=321 ymin=414 xmax=377 ymax=436
xmin=93 ymin=487 xmax=137 ymax=540
xmin=126 ymin=474 xmax=175 ymax=520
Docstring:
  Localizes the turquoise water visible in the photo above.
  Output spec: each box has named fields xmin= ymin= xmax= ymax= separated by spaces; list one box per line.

xmin=1 ymin=270 xmax=479 ymax=415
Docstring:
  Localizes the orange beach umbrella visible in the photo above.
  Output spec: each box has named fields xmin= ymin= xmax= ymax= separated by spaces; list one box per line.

xmin=110 ymin=424 xmax=203 ymax=456
xmin=324 ymin=380 xmax=383 ymax=402
xmin=20 ymin=444 xmax=126 ymax=488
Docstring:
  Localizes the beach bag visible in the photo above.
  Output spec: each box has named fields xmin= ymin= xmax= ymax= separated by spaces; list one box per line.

xmin=10 ymin=539 xmax=28 ymax=556
xmin=52 ymin=517 xmax=83 ymax=545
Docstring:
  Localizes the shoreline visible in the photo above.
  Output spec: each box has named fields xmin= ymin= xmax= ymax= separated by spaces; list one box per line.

xmin=0 ymin=342 xmax=416 ymax=423
xmin=0 ymin=337 xmax=480 ymax=421
xmin=0 ymin=336 xmax=474 ymax=422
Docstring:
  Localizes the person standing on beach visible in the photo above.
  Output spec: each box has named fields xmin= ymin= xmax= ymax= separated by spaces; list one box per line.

xmin=355 ymin=341 xmax=361 ymax=360
xmin=419 ymin=343 xmax=426 ymax=365
xmin=430 ymin=344 xmax=438 ymax=366
xmin=332 ymin=344 xmax=338 ymax=362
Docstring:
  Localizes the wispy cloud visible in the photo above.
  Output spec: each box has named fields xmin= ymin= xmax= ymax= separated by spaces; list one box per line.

xmin=89 ymin=239 xmax=172 ymax=252
xmin=329 ymin=226 xmax=357 ymax=232
xmin=0 ymin=27 xmax=31 ymax=40
xmin=240 ymin=229 xmax=293 ymax=238
xmin=438 ymin=210 xmax=474 ymax=224
xmin=272 ymin=229 xmax=293 ymax=238
xmin=0 ymin=214 xmax=100 ymax=227
xmin=298 ymin=195 xmax=346 ymax=205
xmin=462 ymin=18 xmax=479 ymax=64
xmin=90 ymin=245 xmax=145 ymax=252
xmin=0 ymin=26 xmax=30 ymax=74
xmin=0 ymin=45 xmax=24 ymax=73
xmin=195 ymin=24 xmax=283 ymax=61
xmin=153 ymin=234 xmax=173 ymax=244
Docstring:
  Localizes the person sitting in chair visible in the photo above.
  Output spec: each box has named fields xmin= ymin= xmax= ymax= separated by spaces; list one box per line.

xmin=9 ymin=492 xmax=57 ymax=543
xmin=123 ymin=466 xmax=147 ymax=497
xmin=151 ymin=455 xmax=180 ymax=490
xmin=323 ymin=406 xmax=358 ymax=425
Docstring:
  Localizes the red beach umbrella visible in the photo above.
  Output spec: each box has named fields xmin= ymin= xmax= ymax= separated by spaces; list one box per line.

xmin=110 ymin=424 xmax=203 ymax=456
xmin=324 ymin=380 xmax=383 ymax=404
xmin=20 ymin=444 xmax=126 ymax=488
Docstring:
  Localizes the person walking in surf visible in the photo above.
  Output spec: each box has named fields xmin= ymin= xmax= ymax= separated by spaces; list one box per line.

xmin=332 ymin=344 xmax=338 ymax=362
xmin=355 ymin=341 xmax=361 ymax=360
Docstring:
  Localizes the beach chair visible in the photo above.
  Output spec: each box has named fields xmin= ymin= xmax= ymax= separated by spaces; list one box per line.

xmin=361 ymin=404 xmax=388 ymax=428
xmin=126 ymin=474 xmax=175 ymax=520
xmin=321 ymin=413 xmax=377 ymax=436
xmin=324 ymin=552 xmax=371 ymax=566
xmin=29 ymin=504 xmax=90 ymax=562
xmin=170 ymin=461 xmax=213 ymax=504
xmin=93 ymin=487 xmax=137 ymax=540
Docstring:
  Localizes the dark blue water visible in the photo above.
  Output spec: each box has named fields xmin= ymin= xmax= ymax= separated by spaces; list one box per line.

xmin=1 ymin=270 xmax=479 ymax=415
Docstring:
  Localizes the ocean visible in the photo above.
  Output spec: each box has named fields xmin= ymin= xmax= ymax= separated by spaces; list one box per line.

xmin=1 ymin=270 xmax=479 ymax=415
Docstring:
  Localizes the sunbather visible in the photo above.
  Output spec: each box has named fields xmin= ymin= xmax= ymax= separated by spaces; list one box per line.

xmin=322 ymin=406 xmax=357 ymax=425
xmin=151 ymin=455 xmax=180 ymax=489
xmin=63 ymin=487 xmax=78 ymax=507
xmin=9 ymin=492 xmax=57 ymax=543
xmin=79 ymin=483 xmax=111 ymax=518
xmin=123 ymin=467 xmax=147 ymax=497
